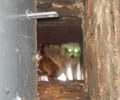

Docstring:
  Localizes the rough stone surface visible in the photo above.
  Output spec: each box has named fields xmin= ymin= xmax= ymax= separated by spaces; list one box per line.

xmin=83 ymin=0 xmax=120 ymax=100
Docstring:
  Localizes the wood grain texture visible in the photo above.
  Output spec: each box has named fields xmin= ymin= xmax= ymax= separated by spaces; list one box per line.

xmin=37 ymin=0 xmax=84 ymax=46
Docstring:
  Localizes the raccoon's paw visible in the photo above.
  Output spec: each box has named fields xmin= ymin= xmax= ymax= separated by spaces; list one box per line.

xmin=48 ymin=77 xmax=58 ymax=81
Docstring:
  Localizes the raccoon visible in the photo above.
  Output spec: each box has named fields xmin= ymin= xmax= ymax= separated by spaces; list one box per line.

xmin=44 ymin=42 xmax=81 ymax=80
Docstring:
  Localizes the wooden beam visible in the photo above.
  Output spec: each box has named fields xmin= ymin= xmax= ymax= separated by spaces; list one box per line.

xmin=37 ymin=0 xmax=84 ymax=45
xmin=37 ymin=23 xmax=83 ymax=45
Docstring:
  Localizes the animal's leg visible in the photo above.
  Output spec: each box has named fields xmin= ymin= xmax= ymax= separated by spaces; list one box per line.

xmin=80 ymin=64 xmax=84 ymax=80
xmin=71 ymin=64 xmax=77 ymax=80
xmin=64 ymin=68 xmax=69 ymax=80
xmin=62 ymin=65 xmax=69 ymax=81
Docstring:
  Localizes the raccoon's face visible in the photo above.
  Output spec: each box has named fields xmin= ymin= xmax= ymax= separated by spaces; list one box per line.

xmin=62 ymin=43 xmax=81 ymax=59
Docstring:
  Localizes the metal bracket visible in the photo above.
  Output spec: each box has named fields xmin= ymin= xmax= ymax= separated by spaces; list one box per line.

xmin=25 ymin=9 xmax=59 ymax=20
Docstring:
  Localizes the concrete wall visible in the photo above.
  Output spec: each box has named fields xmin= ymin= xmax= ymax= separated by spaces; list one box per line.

xmin=83 ymin=0 xmax=120 ymax=100
xmin=0 ymin=0 xmax=37 ymax=100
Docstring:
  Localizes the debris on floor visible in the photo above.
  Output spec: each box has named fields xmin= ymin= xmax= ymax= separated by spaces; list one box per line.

xmin=37 ymin=81 xmax=90 ymax=100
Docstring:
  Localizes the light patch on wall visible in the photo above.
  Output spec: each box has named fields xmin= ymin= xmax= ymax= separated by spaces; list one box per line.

xmin=57 ymin=73 xmax=66 ymax=81
xmin=39 ymin=75 xmax=49 ymax=81
xmin=14 ymin=94 xmax=22 ymax=100
xmin=76 ymin=62 xmax=81 ymax=80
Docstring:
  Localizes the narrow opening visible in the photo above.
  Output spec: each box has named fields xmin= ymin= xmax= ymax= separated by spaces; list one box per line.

xmin=37 ymin=43 xmax=84 ymax=82
xmin=36 ymin=0 xmax=87 ymax=99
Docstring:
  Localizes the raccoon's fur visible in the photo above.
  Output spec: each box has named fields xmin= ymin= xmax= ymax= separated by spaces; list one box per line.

xmin=44 ymin=42 xmax=81 ymax=80
xmin=38 ymin=55 xmax=61 ymax=81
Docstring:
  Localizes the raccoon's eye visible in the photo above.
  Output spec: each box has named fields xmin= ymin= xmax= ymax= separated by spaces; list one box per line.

xmin=66 ymin=48 xmax=72 ymax=53
xmin=74 ymin=48 xmax=80 ymax=54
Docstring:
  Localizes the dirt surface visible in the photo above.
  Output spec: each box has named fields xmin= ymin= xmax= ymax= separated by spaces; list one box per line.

xmin=37 ymin=81 xmax=90 ymax=100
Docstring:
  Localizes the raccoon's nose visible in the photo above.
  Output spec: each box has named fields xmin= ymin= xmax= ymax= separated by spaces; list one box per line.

xmin=71 ymin=55 xmax=74 ymax=58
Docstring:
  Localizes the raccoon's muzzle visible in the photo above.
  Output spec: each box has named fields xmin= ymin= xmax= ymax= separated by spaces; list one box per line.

xmin=71 ymin=55 xmax=75 ymax=58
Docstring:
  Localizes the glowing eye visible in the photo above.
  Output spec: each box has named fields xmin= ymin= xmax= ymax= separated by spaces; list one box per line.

xmin=74 ymin=48 xmax=80 ymax=53
xmin=67 ymin=48 xmax=72 ymax=53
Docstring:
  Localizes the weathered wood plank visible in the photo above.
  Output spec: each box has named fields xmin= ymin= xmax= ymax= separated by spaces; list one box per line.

xmin=37 ymin=24 xmax=83 ymax=45
xmin=37 ymin=0 xmax=84 ymax=45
